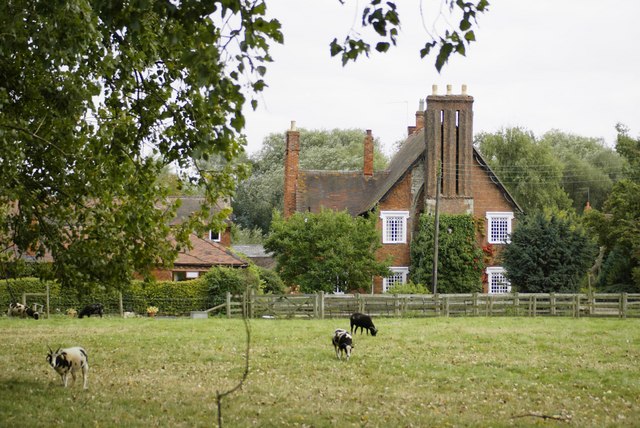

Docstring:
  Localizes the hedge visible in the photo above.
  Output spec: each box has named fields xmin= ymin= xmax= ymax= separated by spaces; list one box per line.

xmin=1 ymin=265 xmax=277 ymax=317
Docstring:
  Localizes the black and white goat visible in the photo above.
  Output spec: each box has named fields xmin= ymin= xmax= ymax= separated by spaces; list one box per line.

xmin=47 ymin=346 xmax=89 ymax=389
xmin=332 ymin=329 xmax=354 ymax=361
xmin=79 ymin=303 xmax=103 ymax=318
xmin=7 ymin=302 xmax=40 ymax=320
xmin=350 ymin=312 xmax=377 ymax=336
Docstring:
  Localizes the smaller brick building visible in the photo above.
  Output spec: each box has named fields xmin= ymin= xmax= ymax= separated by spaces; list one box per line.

xmin=150 ymin=197 xmax=248 ymax=281
xmin=283 ymin=86 xmax=522 ymax=293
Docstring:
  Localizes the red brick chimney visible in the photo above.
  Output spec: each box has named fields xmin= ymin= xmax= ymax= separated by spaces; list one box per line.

xmin=283 ymin=121 xmax=300 ymax=218
xmin=363 ymin=129 xmax=374 ymax=177
xmin=408 ymin=99 xmax=425 ymax=135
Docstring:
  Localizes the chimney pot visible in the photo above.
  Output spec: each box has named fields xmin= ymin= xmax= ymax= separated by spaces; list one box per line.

xmin=446 ymin=84 xmax=452 ymax=95
xmin=461 ymin=84 xmax=468 ymax=95
xmin=432 ymin=85 xmax=438 ymax=95
xmin=290 ymin=120 xmax=297 ymax=131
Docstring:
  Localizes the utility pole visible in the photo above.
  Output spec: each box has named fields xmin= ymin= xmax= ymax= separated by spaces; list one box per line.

xmin=432 ymin=162 xmax=442 ymax=295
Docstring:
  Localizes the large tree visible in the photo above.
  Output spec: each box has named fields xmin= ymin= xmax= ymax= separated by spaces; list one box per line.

xmin=233 ymin=128 xmax=388 ymax=235
xmin=0 ymin=1 xmax=486 ymax=289
xmin=264 ymin=209 xmax=390 ymax=293
xmin=584 ymin=125 xmax=640 ymax=292
xmin=502 ymin=212 xmax=597 ymax=293
xmin=475 ymin=128 xmax=572 ymax=213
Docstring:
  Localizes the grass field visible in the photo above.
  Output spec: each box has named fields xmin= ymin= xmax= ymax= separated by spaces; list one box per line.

xmin=1 ymin=316 xmax=639 ymax=427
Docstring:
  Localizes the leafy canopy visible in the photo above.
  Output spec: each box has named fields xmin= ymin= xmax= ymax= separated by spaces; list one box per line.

xmin=502 ymin=212 xmax=597 ymax=293
xmin=264 ymin=209 xmax=390 ymax=293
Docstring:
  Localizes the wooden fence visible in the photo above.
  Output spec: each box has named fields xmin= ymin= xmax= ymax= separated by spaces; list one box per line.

xmin=213 ymin=292 xmax=640 ymax=319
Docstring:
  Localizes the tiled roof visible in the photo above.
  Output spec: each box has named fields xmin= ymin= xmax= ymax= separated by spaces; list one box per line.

xmin=175 ymin=234 xmax=247 ymax=268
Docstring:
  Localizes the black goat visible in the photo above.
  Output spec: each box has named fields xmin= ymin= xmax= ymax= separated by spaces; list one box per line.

xmin=79 ymin=303 xmax=103 ymax=318
xmin=350 ymin=312 xmax=377 ymax=336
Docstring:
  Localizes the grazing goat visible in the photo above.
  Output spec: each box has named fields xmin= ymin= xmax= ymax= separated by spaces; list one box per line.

xmin=350 ymin=312 xmax=377 ymax=336
xmin=47 ymin=346 xmax=89 ymax=389
xmin=332 ymin=329 xmax=354 ymax=361
xmin=7 ymin=302 xmax=40 ymax=320
xmin=79 ymin=303 xmax=103 ymax=318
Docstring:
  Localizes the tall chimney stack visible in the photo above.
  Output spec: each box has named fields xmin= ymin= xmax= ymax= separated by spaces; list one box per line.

xmin=283 ymin=121 xmax=300 ymax=218
xmin=363 ymin=129 xmax=374 ymax=178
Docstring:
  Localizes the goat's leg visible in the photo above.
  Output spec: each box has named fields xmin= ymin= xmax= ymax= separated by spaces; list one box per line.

xmin=82 ymin=364 xmax=89 ymax=389
xmin=61 ymin=373 xmax=68 ymax=387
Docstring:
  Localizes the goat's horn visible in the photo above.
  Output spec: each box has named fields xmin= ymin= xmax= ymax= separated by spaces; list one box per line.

xmin=47 ymin=345 xmax=53 ymax=353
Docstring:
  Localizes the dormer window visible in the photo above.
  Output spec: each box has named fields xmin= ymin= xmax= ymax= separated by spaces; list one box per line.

xmin=209 ymin=230 xmax=221 ymax=242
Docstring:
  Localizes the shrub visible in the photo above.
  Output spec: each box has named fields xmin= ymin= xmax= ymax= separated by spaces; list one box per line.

xmin=257 ymin=267 xmax=285 ymax=294
xmin=387 ymin=281 xmax=430 ymax=294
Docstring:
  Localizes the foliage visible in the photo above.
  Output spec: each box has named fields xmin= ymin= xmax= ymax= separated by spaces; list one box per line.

xmin=233 ymin=128 xmax=389 ymax=234
xmin=386 ymin=280 xmax=430 ymax=295
xmin=201 ymin=265 xmax=261 ymax=306
xmin=330 ymin=1 xmax=490 ymax=71
xmin=475 ymin=128 xmax=572 ymax=213
xmin=502 ymin=212 xmax=597 ymax=293
xmin=540 ymin=130 xmax=626 ymax=212
xmin=410 ymin=214 xmax=483 ymax=293
xmin=256 ymin=266 xmax=285 ymax=295
xmin=583 ymin=125 xmax=640 ymax=292
xmin=0 ymin=0 xmax=282 ymax=291
xmin=146 ymin=305 xmax=159 ymax=315
xmin=265 ymin=209 xmax=390 ymax=293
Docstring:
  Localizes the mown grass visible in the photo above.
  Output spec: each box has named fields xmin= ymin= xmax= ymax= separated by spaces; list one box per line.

xmin=0 ymin=316 xmax=639 ymax=427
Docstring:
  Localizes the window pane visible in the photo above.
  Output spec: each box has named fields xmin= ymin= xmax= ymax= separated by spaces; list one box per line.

xmin=489 ymin=270 xmax=511 ymax=293
xmin=386 ymin=216 xmax=404 ymax=242
xmin=490 ymin=217 xmax=509 ymax=242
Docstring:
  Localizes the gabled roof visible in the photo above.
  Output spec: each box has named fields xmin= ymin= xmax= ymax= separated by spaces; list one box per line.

xmin=166 ymin=196 xmax=230 ymax=226
xmin=295 ymin=128 xmax=523 ymax=215
xmin=174 ymin=234 xmax=247 ymax=268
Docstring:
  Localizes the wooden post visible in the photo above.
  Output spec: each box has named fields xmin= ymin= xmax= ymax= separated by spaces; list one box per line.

xmin=46 ymin=285 xmax=50 ymax=319
xmin=434 ymin=294 xmax=440 ymax=317
xmin=489 ymin=294 xmax=494 ymax=316
xmin=226 ymin=292 xmax=231 ymax=318
xmin=119 ymin=292 xmax=124 ymax=317
xmin=319 ymin=291 xmax=325 ymax=319
xmin=550 ymin=293 xmax=556 ymax=316
xmin=514 ymin=292 xmax=520 ymax=317
xmin=472 ymin=293 xmax=479 ymax=316
xmin=532 ymin=295 xmax=537 ymax=317
xmin=620 ymin=293 xmax=627 ymax=318
xmin=444 ymin=295 xmax=449 ymax=317
xmin=573 ymin=294 xmax=580 ymax=318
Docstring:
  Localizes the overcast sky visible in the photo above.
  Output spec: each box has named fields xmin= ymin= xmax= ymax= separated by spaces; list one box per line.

xmin=241 ymin=1 xmax=640 ymax=156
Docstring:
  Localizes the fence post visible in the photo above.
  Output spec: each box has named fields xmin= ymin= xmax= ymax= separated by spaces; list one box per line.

xmin=488 ymin=294 xmax=494 ymax=316
xmin=319 ymin=291 xmax=325 ymax=319
xmin=588 ymin=291 xmax=595 ymax=316
xmin=532 ymin=295 xmax=537 ymax=317
xmin=358 ymin=294 xmax=365 ymax=313
xmin=226 ymin=292 xmax=231 ymax=318
xmin=46 ymin=284 xmax=50 ymax=319
xmin=119 ymin=292 xmax=124 ymax=318
xmin=443 ymin=295 xmax=449 ymax=317
xmin=550 ymin=293 xmax=556 ymax=316
xmin=472 ymin=293 xmax=479 ymax=316
xmin=514 ymin=292 xmax=519 ymax=317
xmin=573 ymin=294 xmax=580 ymax=318
xmin=434 ymin=294 xmax=440 ymax=317
xmin=620 ymin=293 xmax=628 ymax=318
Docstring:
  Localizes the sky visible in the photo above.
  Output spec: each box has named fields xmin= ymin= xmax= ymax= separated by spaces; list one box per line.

xmin=242 ymin=0 xmax=640 ymax=156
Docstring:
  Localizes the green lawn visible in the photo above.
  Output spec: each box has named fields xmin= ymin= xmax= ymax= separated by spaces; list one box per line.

xmin=1 ymin=316 xmax=639 ymax=427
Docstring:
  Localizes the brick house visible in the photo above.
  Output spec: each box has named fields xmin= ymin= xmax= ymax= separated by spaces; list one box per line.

xmin=283 ymin=86 xmax=522 ymax=293
xmin=149 ymin=197 xmax=248 ymax=281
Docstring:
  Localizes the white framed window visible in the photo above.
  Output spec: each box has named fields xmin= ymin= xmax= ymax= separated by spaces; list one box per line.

xmin=486 ymin=267 xmax=511 ymax=294
xmin=380 ymin=211 xmax=410 ymax=244
xmin=173 ymin=271 xmax=201 ymax=281
xmin=209 ymin=230 xmax=221 ymax=242
xmin=486 ymin=212 xmax=514 ymax=244
xmin=383 ymin=267 xmax=409 ymax=292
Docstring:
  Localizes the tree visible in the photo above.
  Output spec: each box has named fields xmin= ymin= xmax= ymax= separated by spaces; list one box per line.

xmin=475 ymin=128 xmax=572 ymax=213
xmin=502 ymin=212 xmax=597 ymax=293
xmin=583 ymin=125 xmax=640 ymax=292
xmin=1 ymin=1 xmax=485 ymax=290
xmin=264 ymin=209 xmax=390 ymax=293
xmin=540 ymin=130 xmax=626 ymax=212
xmin=233 ymin=128 xmax=388 ymax=235
xmin=410 ymin=214 xmax=484 ymax=293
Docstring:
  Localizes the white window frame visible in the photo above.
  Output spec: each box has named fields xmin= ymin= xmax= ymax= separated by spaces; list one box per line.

xmin=209 ymin=230 xmax=221 ymax=242
xmin=383 ymin=267 xmax=409 ymax=293
xmin=186 ymin=271 xmax=200 ymax=279
xmin=380 ymin=211 xmax=410 ymax=244
xmin=485 ymin=212 xmax=514 ymax=244
xmin=486 ymin=267 xmax=511 ymax=294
